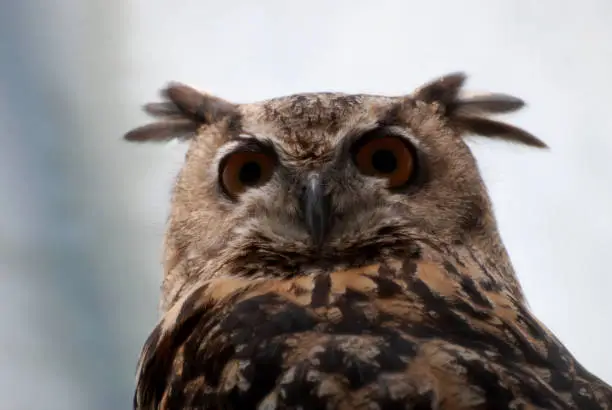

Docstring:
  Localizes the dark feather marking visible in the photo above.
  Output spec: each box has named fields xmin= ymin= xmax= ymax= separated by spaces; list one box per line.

xmin=367 ymin=275 xmax=404 ymax=298
xmin=222 ymin=293 xmax=319 ymax=347
xmin=182 ymin=327 xmax=231 ymax=387
xmin=136 ymin=310 xmax=209 ymax=407
xmin=547 ymin=336 xmax=576 ymax=391
xmin=479 ymin=279 xmax=500 ymax=292
xmin=227 ymin=340 xmax=287 ymax=408
xmin=407 ymin=277 xmax=517 ymax=357
xmin=458 ymin=275 xmax=493 ymax=308
xmin=441 ymin=261 xmax=494 ymax=309
xmin=322 ymin=292 xmax=376 ymax=334
xmin=377 ymin=263 xmax=395 ymax=278
xmin=342 ymin=287 xmax=371 ymax=302
xmin=177 ymin=284 xmax=210 ymax=324
xmin=453 ymin=354 xmax=515 ymax=408
xmin=315 ymin=341 xmax=380 ymax=389
xmin=383 ymin=330 xmax=414 ymax=358
xmin=310 ymin=273 xmax=331 ymax=308
xmin=401 ymin=258 xmax=418 ymax=279
xmin=514 ymin=303 xmax=549 ymax=340
xmin=410 ymin=390 xmax=438 ymax=410
xmin=464 ymin=244 xmax=507 ymax=291
xmin=133 ymin=324 xmax=162 ymax=408
xmin=277 ymin=362 xmax=329 ymax=409
xmin=571 ymin=379 xmax=602 ymax=409
xmin=455 ymin=353 xmax=567 ymax=409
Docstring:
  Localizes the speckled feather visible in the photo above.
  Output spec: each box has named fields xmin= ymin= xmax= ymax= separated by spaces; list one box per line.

xmin=126 ymin=72 xmax=611 ymax=409
xmin=134 ymin=242 xmax=612 ymax=409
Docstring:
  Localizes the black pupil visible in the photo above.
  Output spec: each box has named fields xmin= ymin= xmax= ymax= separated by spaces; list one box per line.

xmin=371 ymin=149 xmax=397 ymax=174
xmin=239 ymin=161 xmax=262 ymax=186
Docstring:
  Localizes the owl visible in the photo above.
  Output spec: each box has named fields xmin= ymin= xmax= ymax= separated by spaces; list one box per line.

xmin=125 ymin=72 xmax=612 ymax=409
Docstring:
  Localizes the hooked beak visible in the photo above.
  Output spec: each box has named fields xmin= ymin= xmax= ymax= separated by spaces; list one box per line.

xmin=300 ymin=174 xmax=332 ymax=247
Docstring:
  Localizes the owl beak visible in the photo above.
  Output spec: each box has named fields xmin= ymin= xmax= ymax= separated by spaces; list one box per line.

xmin=300 ymin=174 xmax=332 ymax=247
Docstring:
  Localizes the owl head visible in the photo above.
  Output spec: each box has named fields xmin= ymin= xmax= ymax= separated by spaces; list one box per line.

xmin=125 ymin=72 xmax=545 ymax=310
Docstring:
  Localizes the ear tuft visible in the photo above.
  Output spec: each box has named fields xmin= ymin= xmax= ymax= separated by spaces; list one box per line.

xmin=449 ymin=93 xmax=525 ymax=116
xmin=412 ymin=73 xmax=547 ymax=149
xmin=124 ymin=119 xmax=200 ymax=142
xmin=123 ymin=82 xmax=238 ymax=143
xmin=454 ymin=116 xmax=547 ymax=148
xmin=413 ymin=72 xmax=467 ymax=105
xmin=142 ymin=101 xmax=183 ymax=118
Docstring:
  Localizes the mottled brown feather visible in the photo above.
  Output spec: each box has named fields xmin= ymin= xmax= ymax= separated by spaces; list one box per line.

xmin=134 ymin=250 xmax=612 ymax=409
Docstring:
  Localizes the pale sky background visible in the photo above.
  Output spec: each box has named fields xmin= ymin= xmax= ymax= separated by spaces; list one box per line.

xmin=1 ymin=1 xmax=611 ymax=409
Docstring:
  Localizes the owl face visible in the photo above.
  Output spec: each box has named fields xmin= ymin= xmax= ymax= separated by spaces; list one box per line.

xmin=176 ymin=93 xmax=494 ymax=276
xmin=209 ymin=114 xmax=426 ymax=252
xmin=124 ymin=72 xmax=545 ymax=303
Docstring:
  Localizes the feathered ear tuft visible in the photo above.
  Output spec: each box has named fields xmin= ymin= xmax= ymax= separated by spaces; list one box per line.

xmin=411 ymin=73 xmax=547 ymax=148
xmin=124 ymin=82 xmax=239 ymax=143
xmin=452 ymin=116 xmax=547 ymax=148
xmin=413 ymin=72 xmax=467 ymax=106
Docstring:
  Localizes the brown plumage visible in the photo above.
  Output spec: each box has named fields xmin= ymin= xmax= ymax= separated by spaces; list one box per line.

xmin=125 ymin=72 xmax=611 ymax=409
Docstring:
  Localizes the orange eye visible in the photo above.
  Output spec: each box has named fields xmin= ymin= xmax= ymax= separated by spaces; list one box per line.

xmin=220 ymin=150 xmax=276 ymax=198
xmin=353 ymin=136 xmax=414 ymax=188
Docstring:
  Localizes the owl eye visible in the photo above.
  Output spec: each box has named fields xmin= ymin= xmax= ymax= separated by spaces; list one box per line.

xmin=220 ymin=149 xmax=276 ymax=198
xmin=353 ymin=135 xmax=414 ymax=188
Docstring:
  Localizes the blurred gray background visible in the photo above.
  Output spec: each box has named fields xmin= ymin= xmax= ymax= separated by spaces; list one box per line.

xmin=1 ymin=1 xmax=611 ymax=408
